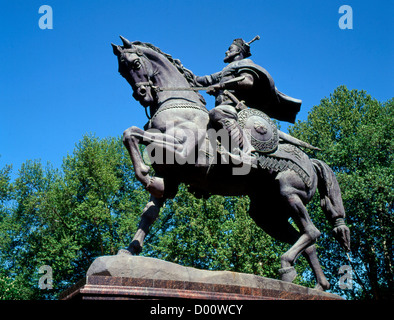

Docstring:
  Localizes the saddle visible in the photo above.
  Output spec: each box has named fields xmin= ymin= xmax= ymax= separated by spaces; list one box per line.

xmin=199 ymin=106 xmax=314 ymax=187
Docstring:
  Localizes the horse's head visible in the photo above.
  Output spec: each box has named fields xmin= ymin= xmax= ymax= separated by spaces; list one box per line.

xmin=112 ymin=36 xmax=206 ymax=112
xmin=112 ymin=36 xmax=157 ymax=107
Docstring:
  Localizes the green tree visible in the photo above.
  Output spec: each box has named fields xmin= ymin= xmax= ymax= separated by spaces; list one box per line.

xmin=0 ymin=162 xmax=33 ymax=299
xmin=0 ymin=135 xmax=149 ymax=299
xmin=289 ymin=86 xmax=393 ymax=299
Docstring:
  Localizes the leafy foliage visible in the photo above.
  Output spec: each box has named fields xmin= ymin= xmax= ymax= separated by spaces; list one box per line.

xmin=289 ymin=86 xmax=393 ymax=299
xmin=0 ymin=135 xmax=149 ymax=299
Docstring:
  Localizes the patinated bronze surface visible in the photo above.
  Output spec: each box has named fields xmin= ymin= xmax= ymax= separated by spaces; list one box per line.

xmin=111 ymin=36 xmax=350 ymax=291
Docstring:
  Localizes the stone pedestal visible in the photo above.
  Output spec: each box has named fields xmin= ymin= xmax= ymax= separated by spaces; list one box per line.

xmin=59 ymin=254 xmax=343 ymax=300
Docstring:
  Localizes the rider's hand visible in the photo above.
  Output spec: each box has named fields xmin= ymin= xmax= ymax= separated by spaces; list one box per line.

xmin=206 ymin=86 xmax=217 ymax=95
xmin=206 ymin=84 xmax=222 ymax=96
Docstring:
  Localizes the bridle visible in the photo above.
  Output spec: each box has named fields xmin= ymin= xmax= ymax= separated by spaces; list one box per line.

xmin=135 ymin=80 xmax=155 ymax=119
xmin=121 ymin=48 xmax=158 ymax=119
xmin=120 ymin=46 xmax=206 ymax=120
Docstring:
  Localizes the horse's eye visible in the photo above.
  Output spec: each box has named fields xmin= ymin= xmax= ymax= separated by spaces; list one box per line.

xmin=133 ymin=60 xmax=142 ymax=70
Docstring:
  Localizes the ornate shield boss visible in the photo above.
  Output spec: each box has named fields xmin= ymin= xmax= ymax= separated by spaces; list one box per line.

xmin=238 ymin=108 xmax=279 ymax=153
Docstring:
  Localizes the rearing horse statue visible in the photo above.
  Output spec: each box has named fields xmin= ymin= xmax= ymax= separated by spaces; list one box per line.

xmin=111 ymin=36 xmax=350 ymax=291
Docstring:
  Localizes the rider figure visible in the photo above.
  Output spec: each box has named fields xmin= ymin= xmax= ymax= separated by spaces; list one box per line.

xmin=195 ymin=36 xmax=302 ymax=160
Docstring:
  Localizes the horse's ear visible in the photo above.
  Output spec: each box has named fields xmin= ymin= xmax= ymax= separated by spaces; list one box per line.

xmin=119 ymin=35 xmax=132 ymax=48
xmin=112 ymin=43 xmax=121 ymax=56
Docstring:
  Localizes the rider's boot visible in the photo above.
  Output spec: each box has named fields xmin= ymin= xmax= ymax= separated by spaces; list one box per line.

xmin=218 ymin=118 xmax=253 ymax=164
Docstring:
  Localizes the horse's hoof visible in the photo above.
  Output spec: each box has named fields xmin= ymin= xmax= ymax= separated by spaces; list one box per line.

xmin=314 ymin=281 xmax=330 ymax=291
xmin=279 ymin=266 xmax=297 ymax=283
xmin=127 ymin=240 xmax=142 ymax=255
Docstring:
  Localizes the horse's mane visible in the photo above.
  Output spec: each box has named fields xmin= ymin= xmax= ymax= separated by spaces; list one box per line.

xmin=132 ymin=41 xmax=197 ymax=87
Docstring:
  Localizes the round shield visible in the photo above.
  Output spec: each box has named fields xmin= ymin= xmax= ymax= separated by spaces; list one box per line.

xmin=238 ymin=108 xmax=279 ymax=153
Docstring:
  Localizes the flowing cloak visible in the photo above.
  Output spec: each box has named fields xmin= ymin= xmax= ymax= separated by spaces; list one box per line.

xmin=201 ymin=59 xmax=302 ymax=123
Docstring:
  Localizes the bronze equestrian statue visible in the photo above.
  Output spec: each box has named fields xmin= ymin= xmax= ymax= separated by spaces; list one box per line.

xmin=111 ymin=36 xmax=350 ymax=291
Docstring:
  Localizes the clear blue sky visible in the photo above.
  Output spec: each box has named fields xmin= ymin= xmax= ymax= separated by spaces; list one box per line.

xmin=1 ymin=0 xmax=393 ymax=178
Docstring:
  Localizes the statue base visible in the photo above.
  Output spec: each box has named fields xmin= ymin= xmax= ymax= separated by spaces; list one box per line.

xmin=59 ymin=254 xmax=343 ymax=300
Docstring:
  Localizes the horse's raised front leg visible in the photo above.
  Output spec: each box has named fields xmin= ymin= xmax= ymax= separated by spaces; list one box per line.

xmin=123 ymin=126 xmax=165 ymax=198
xmin=119 ymin=195 xmax=165 ymax=255
xmin=123 ymin=124 xmax=202 ymax=197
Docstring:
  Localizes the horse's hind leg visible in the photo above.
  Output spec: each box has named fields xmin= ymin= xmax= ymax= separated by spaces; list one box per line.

xmin=249 ymin=197 xmax=330 ymax=290
xmin=303 ymin=245 xmax=330 ymax=290
xmin=279 ymin=194 xmax=321 ymax=269
xmin=118 ymin=195 xmax=165 ymax=255
xmin=277 ymin=174 xmax=322 ymax=282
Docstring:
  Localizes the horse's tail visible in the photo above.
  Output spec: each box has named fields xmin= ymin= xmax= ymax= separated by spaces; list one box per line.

xmin=311 ymin=158 xmax=351 ymax=252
